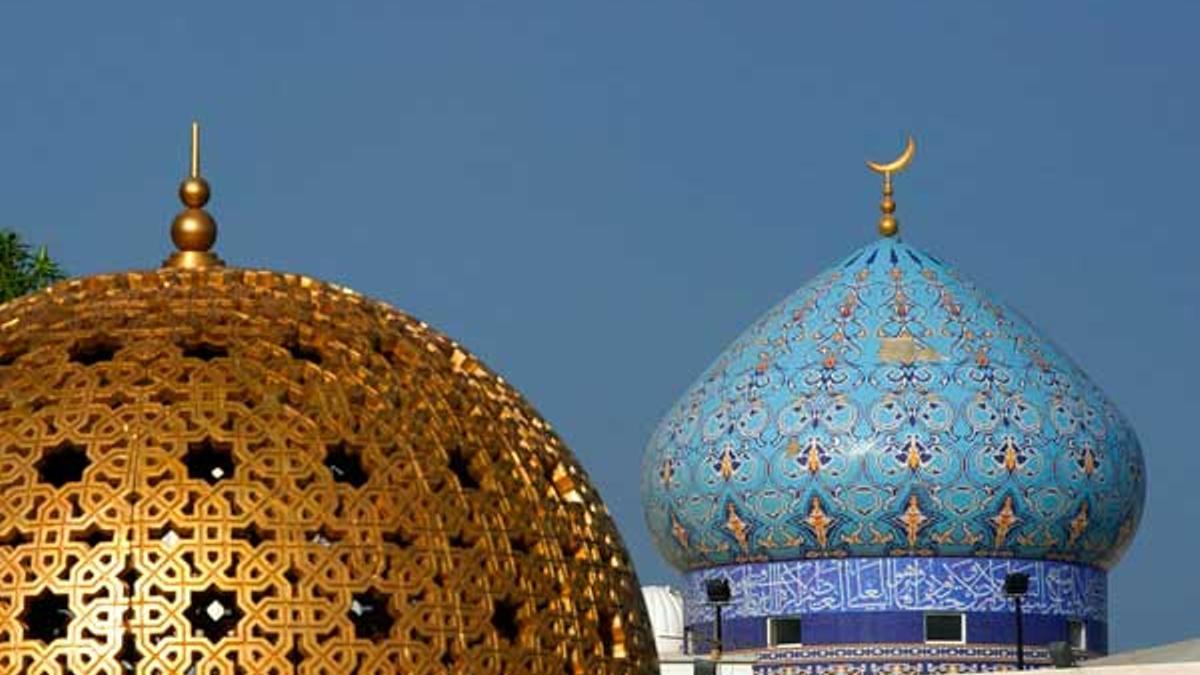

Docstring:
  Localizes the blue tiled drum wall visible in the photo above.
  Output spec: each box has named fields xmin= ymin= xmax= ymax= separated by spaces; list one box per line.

xmin=683 ymin=557 xmax=1105 ymax=652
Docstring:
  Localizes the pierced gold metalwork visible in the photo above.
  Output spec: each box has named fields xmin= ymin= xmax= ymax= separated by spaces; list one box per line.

xmin=0 ymin=269 xmax=656 ymax=674
xmin=866 ymin=135 xmax=917 ymax=238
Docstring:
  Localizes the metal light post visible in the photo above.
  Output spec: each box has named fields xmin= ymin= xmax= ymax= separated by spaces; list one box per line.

xmin=1004 ymin=572 xmax=1030 ymax=671
xmin=705 ymin=578 xmax=732 ymax=660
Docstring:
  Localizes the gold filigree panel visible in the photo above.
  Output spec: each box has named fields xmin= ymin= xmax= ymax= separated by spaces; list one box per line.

xmin=0 ymin=269 xmax=656 ymax=674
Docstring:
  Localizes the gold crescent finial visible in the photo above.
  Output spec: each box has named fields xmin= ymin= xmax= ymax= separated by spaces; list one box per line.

xmin=163 ymin=120 xmax=224 ymax=269
xmin=866 ymin=135 xmax=916 ymax=176
xmin=866 ymin=135 xmax=916 ymax=238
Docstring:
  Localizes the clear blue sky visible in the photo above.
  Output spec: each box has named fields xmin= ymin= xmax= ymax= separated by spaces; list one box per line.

xmin=1 ymin=2 xmax=1194 ymax=651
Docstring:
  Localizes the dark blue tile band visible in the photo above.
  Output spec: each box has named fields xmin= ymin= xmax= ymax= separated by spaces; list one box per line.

xmin=684 ymin=557 xmax=1106 ymax=624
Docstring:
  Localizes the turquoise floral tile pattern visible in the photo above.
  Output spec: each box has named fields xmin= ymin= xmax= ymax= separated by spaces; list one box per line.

xmin=643 ymin=239 xmax=1145 ymax=571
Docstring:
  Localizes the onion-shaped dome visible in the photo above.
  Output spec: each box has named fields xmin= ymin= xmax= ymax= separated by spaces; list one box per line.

xmin=640 ymin=586 xmax=684 ymax=656
xmin=642 ymin=233 xmax=1145 ymax=572
xmin=0 ymin=124 xmax=656 ymax=674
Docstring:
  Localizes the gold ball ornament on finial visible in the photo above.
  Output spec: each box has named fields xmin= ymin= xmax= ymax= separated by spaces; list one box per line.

xmin=170 ymin=207 xmax=217 ymax=251
xmin=179 ymin=176 xmax=211 ymax=208
xmin=163 ymin=121 xmax=224 ymax=269
xmin=878 ymin=213 xmax=899 ymax=238
xmin=866 ymin=135 xmax=916 ymax=238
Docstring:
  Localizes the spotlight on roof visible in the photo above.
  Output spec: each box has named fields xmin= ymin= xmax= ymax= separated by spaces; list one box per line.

xmin=705 ymin=578 xmax=731 ymax=604
xmin=704 ymin=578 xmax=732 ymax=660
xmin=1004 ymin=572 xmax=1030 ymax=597
xmin=1004 ymin=572 xmax=1031 ymax=670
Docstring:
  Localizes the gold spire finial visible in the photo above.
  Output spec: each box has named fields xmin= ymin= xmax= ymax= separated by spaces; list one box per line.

xmin=190 ymin=121 xmax=200 ymax=179
xmin=163 ymin=120 xmax=223 ymax=269
xmin=866 ymin=135 xmax=916 ymax=238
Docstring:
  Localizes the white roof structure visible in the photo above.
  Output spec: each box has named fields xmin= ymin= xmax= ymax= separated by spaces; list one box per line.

xmin=641 ymin=585 xmax=685 ymax=656
xmin=1031 ymin=638 xmax=1200 ymax=673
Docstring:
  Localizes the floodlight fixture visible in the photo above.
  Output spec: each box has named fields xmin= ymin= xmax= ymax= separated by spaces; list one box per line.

xmin=705 ymin=579 xmax=731 ymax=604
xmin=1003 ymin=572 xmax=1030 ymax=670
xmin=1004 ymin=572 xmax=1030 ymax=597
xmin=703 ymin=578 xmax=732 ymax=659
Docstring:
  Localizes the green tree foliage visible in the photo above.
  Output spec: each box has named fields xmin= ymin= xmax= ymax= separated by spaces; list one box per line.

xmin=0 ymin=229 xmax=66 ymax=303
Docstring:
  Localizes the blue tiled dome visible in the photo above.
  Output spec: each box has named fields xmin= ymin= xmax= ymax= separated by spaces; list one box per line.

xmin=642 ymin=238 xmax=1145 ymax=572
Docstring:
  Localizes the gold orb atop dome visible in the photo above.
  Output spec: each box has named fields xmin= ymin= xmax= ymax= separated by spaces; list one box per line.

xmin=0 ymin=123 xmax=656 ymax=674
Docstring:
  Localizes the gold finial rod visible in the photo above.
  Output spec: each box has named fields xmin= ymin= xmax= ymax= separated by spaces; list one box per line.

xmin=866 ymin=135 xmax=916 ymax=238
xmin=163 ymin=120 xmax=223 ymax=269
xmin=190 ymin=121 xmax=200 ymax=179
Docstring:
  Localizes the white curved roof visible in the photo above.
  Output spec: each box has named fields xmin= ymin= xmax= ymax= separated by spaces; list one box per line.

xmin=641 ymin=585 xmax=685 ymax=655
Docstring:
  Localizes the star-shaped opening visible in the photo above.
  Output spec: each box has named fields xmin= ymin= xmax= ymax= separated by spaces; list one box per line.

xmin=185 ymin=438 xmax=235 ymax=485
xmin=325 ymin=442 xmax=368 ymax=487
xmin=35 ymin=441 xmax=90 ymax=488
xmin=349 ymin=589 xmax=394 ymax=640
xmin=21 ymin=589 xmax=71 ymax=643
xmin=185 ymin=586 xmax=242 ymax=642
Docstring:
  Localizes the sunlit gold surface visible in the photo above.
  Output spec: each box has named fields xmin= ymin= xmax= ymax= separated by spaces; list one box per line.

xmin=866 ymin=135 xmax=917 ymax=238
xmin=0 ymin=269 xmax=656 ymax=674
xmin=164 ymin=121 xmax=223 ymax=269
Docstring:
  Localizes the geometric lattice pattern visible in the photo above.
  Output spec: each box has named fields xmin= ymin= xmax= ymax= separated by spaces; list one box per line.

xmin=643 ymin=238 xmax=1145 ymax=571
xmin=0 ymin=268 xmax=656 ymax=674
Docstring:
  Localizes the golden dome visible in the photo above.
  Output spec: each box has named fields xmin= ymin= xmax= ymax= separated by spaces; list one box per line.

xmin=0 ymin=128 xmax=656 ymax=674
